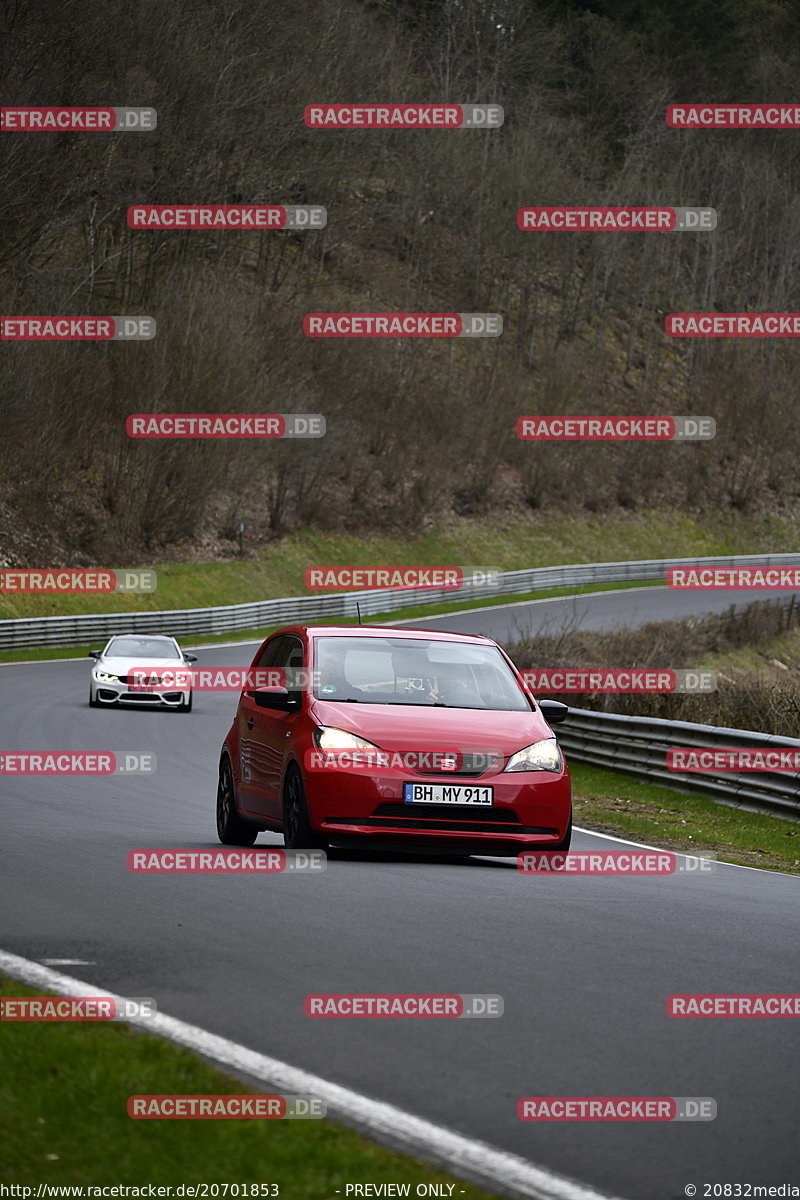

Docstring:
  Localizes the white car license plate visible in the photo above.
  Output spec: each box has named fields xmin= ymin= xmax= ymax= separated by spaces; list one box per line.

xmin=403 ymin=782 xmax=493 ymax=806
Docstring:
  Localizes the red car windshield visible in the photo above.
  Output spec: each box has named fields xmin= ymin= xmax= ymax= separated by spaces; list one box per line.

xmin=312 ymin=636 xmax=530 ymax=710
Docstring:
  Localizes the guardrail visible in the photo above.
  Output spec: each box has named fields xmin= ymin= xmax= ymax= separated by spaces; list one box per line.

xmin=1 ymin=552 xmax=799 ymax=650
xmin=558 ymin=708 xmax=800 ymax=821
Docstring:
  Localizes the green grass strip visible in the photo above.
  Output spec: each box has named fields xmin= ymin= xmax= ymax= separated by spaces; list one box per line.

xmin=0 ymin=976 xmax=502 ymax=1196
xmin=572 ymin=761 xmax=800 ymax=874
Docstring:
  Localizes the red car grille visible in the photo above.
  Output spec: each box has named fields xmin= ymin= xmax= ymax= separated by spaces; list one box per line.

xmin=410 ymin=752 xmax=500 ymax=777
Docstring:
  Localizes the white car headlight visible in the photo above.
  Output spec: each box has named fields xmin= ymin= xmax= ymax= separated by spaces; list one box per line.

xmin=94 ymin=671 xmax=119 ymax=682
xmin=313 ymin=726 xmax=382 ymax=752
xmin=504 ymin=738 xmax=563 ymax=773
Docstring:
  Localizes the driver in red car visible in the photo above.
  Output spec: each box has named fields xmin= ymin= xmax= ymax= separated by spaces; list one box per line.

xmin=316 ymin=640 xmax=361 ymax=699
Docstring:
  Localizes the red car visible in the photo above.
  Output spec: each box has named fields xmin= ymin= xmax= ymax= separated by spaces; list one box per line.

xmin=216 ymin=625 xmax=572 ymax=856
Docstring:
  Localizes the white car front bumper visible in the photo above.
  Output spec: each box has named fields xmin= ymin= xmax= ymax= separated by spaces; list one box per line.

xmin=91 ymin=674 xmax=190 ymax=707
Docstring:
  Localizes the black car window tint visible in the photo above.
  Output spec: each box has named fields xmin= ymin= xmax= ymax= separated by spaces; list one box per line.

xmin=253 ymin=635 xmax=288 ymax=671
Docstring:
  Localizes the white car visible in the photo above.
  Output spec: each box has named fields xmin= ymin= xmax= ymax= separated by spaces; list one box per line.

xmin=88 ymin=634 xmax=197 ymax=710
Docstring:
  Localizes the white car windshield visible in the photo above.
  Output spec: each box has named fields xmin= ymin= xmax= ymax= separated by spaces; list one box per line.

xmin=312 ymin=636 xmax=530 ymax=710
xmin=105 ymin=637 xmax=181 ymax=659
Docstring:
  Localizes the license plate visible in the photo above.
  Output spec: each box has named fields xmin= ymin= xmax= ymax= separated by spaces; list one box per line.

xmin=403 ymin=782 xmax=493 ymax=806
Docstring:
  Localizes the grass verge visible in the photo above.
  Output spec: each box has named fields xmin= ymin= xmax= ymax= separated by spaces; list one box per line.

xmin=0 ymin=975 xmax=501 ymax=1196
xmin=2 ymin=507 xmax=797 ymax=621
xmin=571 ymin=761 xmax=800 ymax=874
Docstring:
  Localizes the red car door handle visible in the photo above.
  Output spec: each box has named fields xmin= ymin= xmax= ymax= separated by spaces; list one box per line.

xmin=246 ymin=717 xmax=254 ymax=730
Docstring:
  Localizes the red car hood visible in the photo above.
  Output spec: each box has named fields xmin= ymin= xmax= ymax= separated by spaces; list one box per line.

xmin=309 ymin=698 xmax=554 ymax=759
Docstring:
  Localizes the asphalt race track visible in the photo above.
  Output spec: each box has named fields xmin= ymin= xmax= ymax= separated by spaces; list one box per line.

xmin=400 ymin=583 xmax=800 ymax=642
xmin=2 ymin=589 xmax=799 ymax=1200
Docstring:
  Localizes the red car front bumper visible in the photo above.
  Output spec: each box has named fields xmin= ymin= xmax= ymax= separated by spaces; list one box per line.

xmin=303 ymin=762 xmax=571 ymax=851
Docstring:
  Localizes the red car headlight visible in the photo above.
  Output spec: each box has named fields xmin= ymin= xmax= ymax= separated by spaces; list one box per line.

xmin=504 ymin=738 xmax=563 ymax=773
xmin=313 ymin=726 xmax=383 ymax=753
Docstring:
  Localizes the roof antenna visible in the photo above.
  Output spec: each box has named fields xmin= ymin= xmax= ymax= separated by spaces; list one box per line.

xmin=356 ymin=601 xmax=363 ymax=626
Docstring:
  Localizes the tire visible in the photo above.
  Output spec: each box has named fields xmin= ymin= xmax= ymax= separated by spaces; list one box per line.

xmin=216 ymin=757 xmax=258 ymax=846
xmin=179 ymin=692 xmax=193 ymax=712
xmin=89 ymin=686 xmax=99 ymax=708
xmin=283 ymin=766 xmax=328 ymax=850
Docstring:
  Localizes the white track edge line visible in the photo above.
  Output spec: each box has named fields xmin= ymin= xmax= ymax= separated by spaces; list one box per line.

xmin=574 ymin=826 xmax=799 ymax=878
xmin=0 ymin=950 xmax=619 ymax=1200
